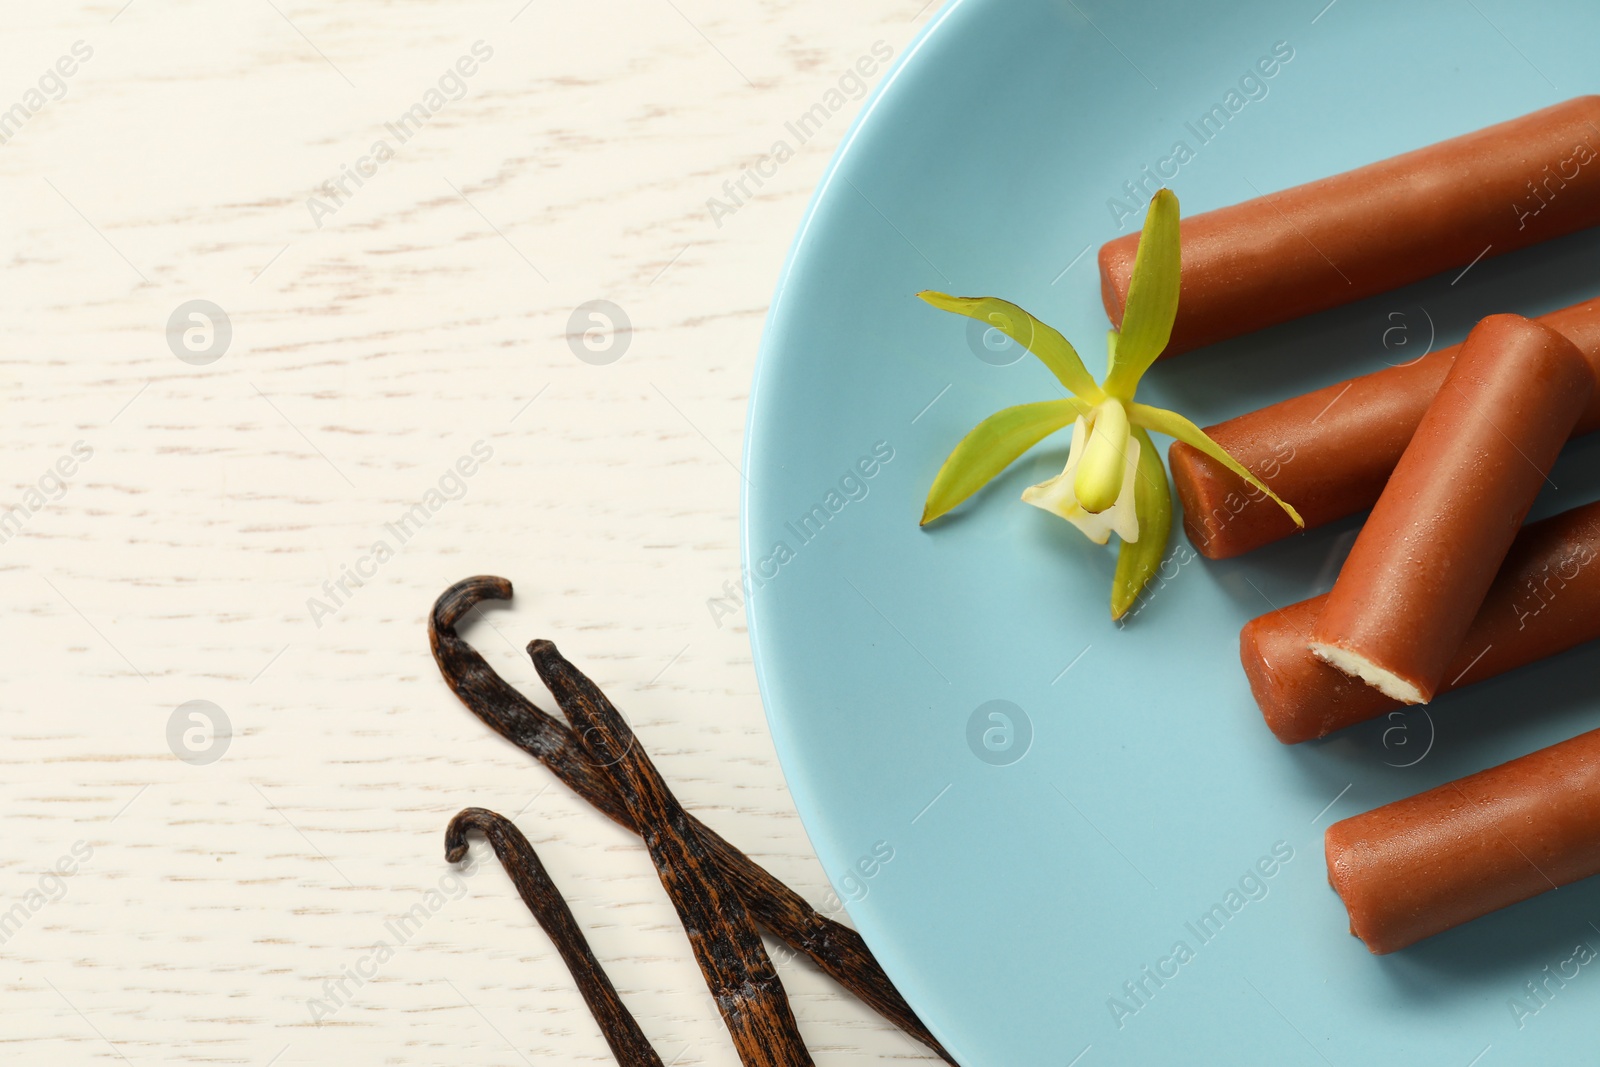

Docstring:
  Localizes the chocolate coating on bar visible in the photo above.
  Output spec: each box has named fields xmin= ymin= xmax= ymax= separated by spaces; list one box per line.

xmin=1100 ymin=97 xmax=1600 ymax=356
xmin=1326 ymin=728 xmax=1600 ymax=954
xmin=1309 ymin=314 xmax=1594 ymax=704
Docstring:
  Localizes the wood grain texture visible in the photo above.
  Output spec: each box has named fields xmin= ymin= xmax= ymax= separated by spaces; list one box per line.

xmin=0 ymin=1 xmax=942 ymax=1063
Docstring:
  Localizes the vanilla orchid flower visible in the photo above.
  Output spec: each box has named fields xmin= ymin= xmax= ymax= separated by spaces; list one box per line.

xmin=917 ymin=189 xmax=1303 ymax=619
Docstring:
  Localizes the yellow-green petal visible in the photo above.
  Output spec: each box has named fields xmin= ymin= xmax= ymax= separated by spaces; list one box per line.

xmin=922 ymin=397 xmax=1092 ymax=525
xmin=1111 ymin=425 xmax=1172 ymax=620
xmin=918 ymin=292 xmax=1104 ymax=403
xmin=1073 ymin=398 xmax=1131 ymax=514
xmin=1104 ymin=189 xmax=1180 ymax=400
xmin=1129 ymin=402 xmax=1304 ymax=527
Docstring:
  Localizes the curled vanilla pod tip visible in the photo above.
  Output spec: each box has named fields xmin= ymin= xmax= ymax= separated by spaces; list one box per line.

xmin=446 ymin=807 xmax=663 ymax=1067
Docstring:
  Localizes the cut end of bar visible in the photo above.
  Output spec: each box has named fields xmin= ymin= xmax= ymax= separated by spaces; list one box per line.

xmin=1309 ymin=643 xmax=1427 ymax=705
xmin=1168 ymin=439 xmax=1302 ymax=560
xmin=1169 ymin=441 xmax=1224 ymax=559
xmin=1240 ymin=615 xmax=1301 ymax=745
xmin=1324 ymin=825 xmax=1396 ymax=955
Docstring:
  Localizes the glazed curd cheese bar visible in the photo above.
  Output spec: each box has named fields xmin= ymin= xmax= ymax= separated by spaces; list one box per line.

xmin=1327 ymin=728 xmax=1600 ymax=954
xmin=1098 ymin=97 xmax=1600 ymax=357
xmin=1308 ymin=315 xmax=1593 ymax=704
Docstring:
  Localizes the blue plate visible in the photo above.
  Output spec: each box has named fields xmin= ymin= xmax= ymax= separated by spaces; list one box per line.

xmin=743 ymin=1 xmax=1600 ymax=1062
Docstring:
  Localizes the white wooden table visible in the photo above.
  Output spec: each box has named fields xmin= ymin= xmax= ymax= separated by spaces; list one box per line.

xmin=0 ymin=2 xmax=943 ymax=1062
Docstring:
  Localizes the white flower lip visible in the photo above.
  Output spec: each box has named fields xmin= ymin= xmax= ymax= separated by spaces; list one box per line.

xmin=1021 ymin=416 xmax=1141 ymax=545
